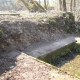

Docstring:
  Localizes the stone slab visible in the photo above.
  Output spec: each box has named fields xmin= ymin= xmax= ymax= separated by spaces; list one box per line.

xmin=27 ymin=36 xmax=76 ymax=58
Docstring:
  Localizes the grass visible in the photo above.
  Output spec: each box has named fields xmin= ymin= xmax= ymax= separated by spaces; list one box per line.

xmin=50 ymin=43 xmax=80 ymax=79
xmin=51 ymin=43 xmax=80 ymax=79
xmin=0 ymin=30 xmax=3 ymax=38
xmin=60 ymin=54 xmax=80 ymax=78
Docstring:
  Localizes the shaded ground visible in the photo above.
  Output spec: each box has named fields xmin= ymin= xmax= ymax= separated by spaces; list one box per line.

xmin=52 ymin=50 xmax=80 ymax=78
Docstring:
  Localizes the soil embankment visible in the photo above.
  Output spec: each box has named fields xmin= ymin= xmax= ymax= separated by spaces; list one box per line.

xmin=0 ymin=11 xmax=75 ymax=52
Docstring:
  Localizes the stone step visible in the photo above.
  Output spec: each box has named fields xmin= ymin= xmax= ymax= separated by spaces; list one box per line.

xmin=27 ymin=36 xmax=76 ymax=58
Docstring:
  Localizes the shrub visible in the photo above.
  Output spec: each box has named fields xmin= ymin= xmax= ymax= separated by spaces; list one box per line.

xmin=49 ymin=19 xmax=57 ymax=26
xmin=73 ymin=44 xmax=80 ymax=53
xmin=63 ymin=12 xmax=75 ymax=33
xmin=0 ymin=30 xmax=3 ymax=38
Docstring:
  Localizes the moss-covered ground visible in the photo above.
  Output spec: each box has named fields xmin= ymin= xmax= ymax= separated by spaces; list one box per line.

xmin=52 ymin=50 xmax=80 ymax=78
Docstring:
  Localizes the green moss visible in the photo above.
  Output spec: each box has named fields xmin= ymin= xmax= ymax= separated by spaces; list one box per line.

xmin=69 ymin=14 xmax=74 ymax=21
xmin=0 ymin=30 xmax=3 ymax=38
xmin=65 ymin=12 xmax=74 ymax=20
xmin=72 ymin=43 xmax=80 ymax=53
xmin=63 ymin=12 xmax=75 ymax=33
xmin=38 ymin=43 xmax=74 ymax=63
xmin=77 ymin=74 xmax=80 ymax=78
xmin=64 ymin=26 xmax=71 ymax=33
xmin=49 ymin=19 xmax=57 ymax=26
xmin=60 ymin=49 xmax=70 ymax=57
xmin=29 ymin=4 xmax=35 ymax=9
xmin=42 ymin=22 xmax=48 ymax=27
xmin=38 ymin=42 xmax=80 ymax=79
xmin=29 ymin=4 xmax=38 ymax=12
xmin=37 ymin=15 xmax=45 ymax=20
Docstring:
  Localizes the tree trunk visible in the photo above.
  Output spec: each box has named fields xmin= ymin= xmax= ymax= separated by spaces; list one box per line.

xmin=73 ymin=0 xmax=76 ymax=8
xmin=59 ymin=0 xmax=63 ymax=11
xmin=39 ymin=0 xmax=41 ymax=4
xmin=34 ymin=1 xmax=46 ymax=11
xmin=62 ymin=0 xmax=67 ymax=12
xmin=30 ymin=0 xmax=39 ymax=11
xmin=70 ymin=0 xmax=73 ymax=12
xmin=47 ymin=0 xmax=49 ymax=7
xmin=5 ymin=0 xmax=10 ymax=10
xmin=72 ymin=0 xmax=76 ymax=12
xmin=10 ymin=0 xmax=16 ymax=10
xmin=30 ymin=0 xmax=45 ymax=11
xmin=44 ymin=0 xmax=47 ymax=9
xmin=20 ymin=0 xmax=30 ymax=10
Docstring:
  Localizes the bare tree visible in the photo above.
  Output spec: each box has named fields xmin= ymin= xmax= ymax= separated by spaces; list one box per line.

xmin=62 ymin=0 xmax=67 ymax=12
xmin=21 ymin=0 xmax=30 ymax=10
xmin=70 ymin=0 xmax=73 ymax=11
xmin=59 ymin=0 xmax=63 ymax=11
xmin=34 ymin=0 xmax=45 ymax=11
xmin=44 ymin=0 xmax=47 ymax=9
xmin=73 ymin=0 xmax=76 ymax=12
xmin=19 ymin=0 xmax=45 ymax=11
xmin=39 ymin=0 xmax=41 ymax=4
xmin=70 ymin=0 xmax=76 ymax=12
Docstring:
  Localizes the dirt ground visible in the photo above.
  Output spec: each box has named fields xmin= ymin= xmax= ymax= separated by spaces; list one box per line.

xmin=0 ymin=10 xmax=79 ymax=80
xmin=0 ymin=51 xmax=79 ymax=80
xmin=0 ymin=10 xmax=76 ymax=52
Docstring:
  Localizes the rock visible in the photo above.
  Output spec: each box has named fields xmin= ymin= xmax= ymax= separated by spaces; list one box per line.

xmin=9 ymin=66 xmax=15 ymax=69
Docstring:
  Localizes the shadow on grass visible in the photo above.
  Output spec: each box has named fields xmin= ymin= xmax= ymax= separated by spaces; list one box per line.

xmin=51 ymin=50 xmax=80 ymax=68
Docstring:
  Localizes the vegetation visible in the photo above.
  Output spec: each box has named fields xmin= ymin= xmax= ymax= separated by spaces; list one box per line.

xmin=73 ymin=43 xmax=80 ymax=52
xmin=0 ymin=0 xmax=80 ymax=79
xmin=0 ymin=30 xmax=3 ymax=38
xmin=0 ymin=30 xmax=3 ymax=51
xmin=59 ymin=0 xmax=76 ymax=12
xmin=57 ymin=46 xmax=80 ymax=78
xmin=49 ymin=19 xmax=57 ymax=26
xmin=60 ymin=49 xmax=70 ymax=57
xmin=55 ymin=43 xmax=80 ymax=59
xmin=63 ymin=12 xmax=75 ymax=33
